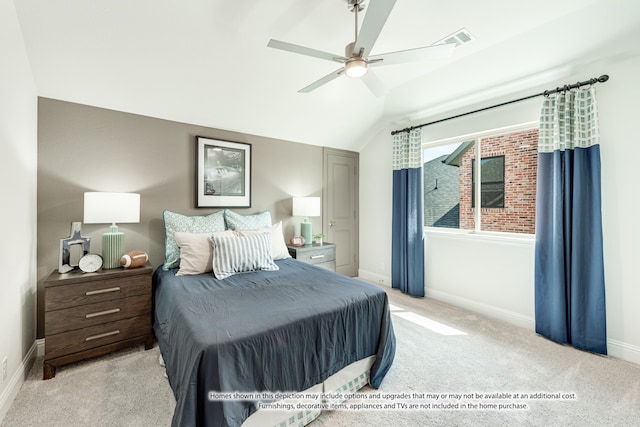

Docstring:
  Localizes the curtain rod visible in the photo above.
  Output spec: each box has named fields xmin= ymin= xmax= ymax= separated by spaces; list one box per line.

xmin=390 ymin=74 xmax=610 ymax=136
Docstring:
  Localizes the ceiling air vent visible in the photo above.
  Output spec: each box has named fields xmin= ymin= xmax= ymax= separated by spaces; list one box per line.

xmin=434 ymin=28 xmax=475 ymax=48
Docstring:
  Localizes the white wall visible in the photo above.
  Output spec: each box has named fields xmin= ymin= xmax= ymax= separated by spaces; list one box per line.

xmin=0 ymin=0 xmax=38 ymax=421
xmin=597 ymin=54 xmax=640 ymax=363
xmin=359 ymin=54 xmax=640 ymax=365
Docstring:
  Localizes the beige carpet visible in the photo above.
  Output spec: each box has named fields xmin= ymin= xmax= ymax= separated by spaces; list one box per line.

xmin=3 ymin=285 xmax=640 ymax=427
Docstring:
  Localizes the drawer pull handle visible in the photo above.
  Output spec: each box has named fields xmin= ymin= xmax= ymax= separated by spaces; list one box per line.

xmin=86 ymin=308 xmax=121 ymax=319
xmin=310 ymin=255 xmax=326 ymax=259
xmin=85 ymin=330 xmax=120 ymax=341
xmin=85 ymin=287 xmax=120 ymax=296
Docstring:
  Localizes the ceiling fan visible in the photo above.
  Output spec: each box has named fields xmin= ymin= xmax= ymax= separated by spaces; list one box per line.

xmin=267 ymin=0 xmax=456 ymax=97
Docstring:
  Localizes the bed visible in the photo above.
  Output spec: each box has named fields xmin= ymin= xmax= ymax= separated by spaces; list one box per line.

xmin=153 ymin=258 xmax=396 ymax=427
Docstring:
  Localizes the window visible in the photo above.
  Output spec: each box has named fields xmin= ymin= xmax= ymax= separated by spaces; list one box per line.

xmin=423 ymin=126 xmax=538 ymax=234
xmin=423 ymin=140 xmax=474 ymax=229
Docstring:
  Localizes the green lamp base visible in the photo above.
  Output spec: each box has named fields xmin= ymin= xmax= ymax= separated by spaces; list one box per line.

xmin=300 ymin=220 xmax=312 ymax=246
xmin=102 ymin=225 xmax=125 ymax=269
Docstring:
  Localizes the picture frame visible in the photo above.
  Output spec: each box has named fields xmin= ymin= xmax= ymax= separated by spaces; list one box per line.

xmin=289 ymin=236 xmax=305 ymax=247
xmin=196 ymin=136 xmax=251 ymax=208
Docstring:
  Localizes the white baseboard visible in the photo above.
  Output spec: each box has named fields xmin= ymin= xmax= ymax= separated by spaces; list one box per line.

xmin=607 ymin=338 xmax=640 ymax=365
xmin=36 ymin=338 xmax=45 ymax=357
xmin=425 ymin=288 xmax=536 ymax=331
xmin=358 ymin=269 xmax=391 ymax=288
xmin=0 ymin=340 xmax=38 ymax=424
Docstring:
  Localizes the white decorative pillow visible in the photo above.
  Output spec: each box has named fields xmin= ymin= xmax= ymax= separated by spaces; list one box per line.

xmin=211 ymin=232 xmax=279 ymax=280
xmin=174 ymin=230 xmax=235 ymax=276
xmin=224 ymin=209 xmax=272 ymax=231
xmin=239 ymin=221 xmax=291 ymax=260
xmin=163 ymin=210 xmax=225 ymax=270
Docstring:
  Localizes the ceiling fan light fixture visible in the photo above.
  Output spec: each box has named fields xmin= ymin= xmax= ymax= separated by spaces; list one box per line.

xmin=344 ymin=58 xmax=368 ymax=78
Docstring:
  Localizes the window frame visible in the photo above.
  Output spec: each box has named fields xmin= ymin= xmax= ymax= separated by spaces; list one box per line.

xmin=422 ymin=121 xmax=538 ymax=238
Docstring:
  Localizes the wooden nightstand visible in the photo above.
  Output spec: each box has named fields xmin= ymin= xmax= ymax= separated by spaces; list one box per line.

xmin=287 ymin=243 xmax=336 ymax=271
xmin=43 ymin=264 xmax=154 ymax=380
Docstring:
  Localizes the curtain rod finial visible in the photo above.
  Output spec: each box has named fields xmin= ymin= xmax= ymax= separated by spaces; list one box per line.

xmin=598 ymin=75 xmax=609 ymax=83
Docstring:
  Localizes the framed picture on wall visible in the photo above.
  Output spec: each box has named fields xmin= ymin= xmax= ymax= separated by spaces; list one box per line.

xmin=196 ymin=136 xmax=251 ymax=208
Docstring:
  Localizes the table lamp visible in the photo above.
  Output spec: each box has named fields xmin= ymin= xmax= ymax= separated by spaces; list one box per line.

xmin=292 ymin=197 xmax=320 ymax=245
xmin=83 ymin=192 xmax=140 ymax=269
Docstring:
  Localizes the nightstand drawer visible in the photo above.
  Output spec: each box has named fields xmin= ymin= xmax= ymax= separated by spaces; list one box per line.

xmin=45 ymin=276 xmax=151 ymax=311
xmin=294 ymin=247 xmax=336 ymax=265
xmin=45 ymin=315 xmax=151 ymax=360
xmin=314 ymin=260 xmax=337 ymax=271
xmin=287 ymin=243 xmax=337 ymax=272
xmin=45 ymin=294 xmax=151 ymax=336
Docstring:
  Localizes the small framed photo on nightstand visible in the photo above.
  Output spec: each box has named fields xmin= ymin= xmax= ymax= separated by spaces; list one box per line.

xmin=289 ymin=236 xmax=305 ymax=247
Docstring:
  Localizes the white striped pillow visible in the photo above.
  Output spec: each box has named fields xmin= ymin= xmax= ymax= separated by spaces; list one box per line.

xmin=211 ymin=231 xmax=279 ymax=280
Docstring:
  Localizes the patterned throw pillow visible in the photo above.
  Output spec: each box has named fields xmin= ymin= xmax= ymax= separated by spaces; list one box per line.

xmin=163 ymin=210 xmax=225 ymax=270
xmin=211 ymin=231 xmax=279 ymax=279
xmin=224 ymin=209 xmax=272 ymax=230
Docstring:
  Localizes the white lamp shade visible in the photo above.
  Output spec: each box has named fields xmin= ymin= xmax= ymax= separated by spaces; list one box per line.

xmin=83 ymin=192 xmax=140 ymax=224
xmin=292 ymin=197 xmax=321 ymax=217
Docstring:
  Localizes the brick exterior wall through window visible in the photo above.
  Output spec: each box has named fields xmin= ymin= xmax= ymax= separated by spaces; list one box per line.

xmin=459 ymin=129 xmax=538 ymax=234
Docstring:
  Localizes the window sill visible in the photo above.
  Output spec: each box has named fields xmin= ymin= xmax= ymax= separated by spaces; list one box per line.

xmin=424 ymin=228 xmax=535 ymax=246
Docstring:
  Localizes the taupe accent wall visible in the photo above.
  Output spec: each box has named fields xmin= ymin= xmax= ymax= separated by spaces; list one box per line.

xmin=37 ymin=97 xmax=323 ymax=337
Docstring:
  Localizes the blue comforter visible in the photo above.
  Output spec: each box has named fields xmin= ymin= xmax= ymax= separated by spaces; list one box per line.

xmin=153 ymin=258 xmax=395 ymax=427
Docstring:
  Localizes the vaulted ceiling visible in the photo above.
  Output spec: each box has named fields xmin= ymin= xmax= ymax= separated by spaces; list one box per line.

xmin=14 ymin=0 xmax=640 ymax=150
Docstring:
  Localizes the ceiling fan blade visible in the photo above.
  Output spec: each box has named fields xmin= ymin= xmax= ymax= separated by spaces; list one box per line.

xmin=298 ymin=68 xmax=344 ymax=93
xmin=361 ymin=71 xmax=387 ymax=97
xmin=267 ymin=39 xmax=346 ymax=63
xmin=369 ymin=43 xmax=455 ymax=66
xmin=353 ymin=0 xmax=397 ymax=57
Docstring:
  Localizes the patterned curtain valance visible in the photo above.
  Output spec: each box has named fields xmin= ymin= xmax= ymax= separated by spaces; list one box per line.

xmin=538 ymin=87 xmax=600 ymax=153
xmin=393 ymin=128 xmax=422 ymax=170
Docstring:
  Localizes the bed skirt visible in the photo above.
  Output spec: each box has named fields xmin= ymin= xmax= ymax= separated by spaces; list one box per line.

xmin=241 ymin=356 xmax=375 ymax=427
